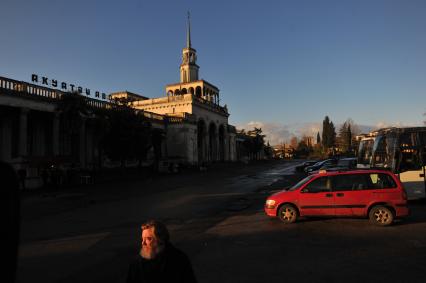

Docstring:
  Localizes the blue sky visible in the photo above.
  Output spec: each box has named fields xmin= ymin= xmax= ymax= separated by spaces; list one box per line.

xmin=1 ymin=0 xmax=426 ymax=142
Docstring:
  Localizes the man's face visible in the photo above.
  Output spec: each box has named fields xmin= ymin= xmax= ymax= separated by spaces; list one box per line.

xmin=141 ymin=227 xmax=163 ymax=259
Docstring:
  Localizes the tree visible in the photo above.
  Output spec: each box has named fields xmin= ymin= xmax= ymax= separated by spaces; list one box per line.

xmin=316 ymin=132 xmax=321 ymax=145
xmin=295 ymin=140 xmax=310 ymax=158
xmin=290 ymin=136 xmax=298 ymax=149
xmin=57 ymin=92 xmax=90 ymax=162
xmin=240 ymin=127 xmax=267 ymax=160
xmin=264 ymin=141 xmax=273 ymax=159
xmin=338 ymin=121 xmax=353 ymax=153
xmin=322 ymin=116 xmax=336 ymax=150
xmin=330 ymin=121 xmax=336 ymax=147
xmin=248 ymin=127 xmax=265 ymax=159
xmin=100 ymin=99 xmax=152 ymax=167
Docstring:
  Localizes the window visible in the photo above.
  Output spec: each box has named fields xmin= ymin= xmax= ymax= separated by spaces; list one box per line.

xmin=332 ymin=174 xmax=369 ymax=191
xmin=399 ymin=132 xmax=422 ymax=171
xmin=367 ymin=173 xmax=397 ymax=189
xmin=373 ymin=136 xmax=388 ymax=166
xmin=288 ymin=175 xmax=314 ymax=191
xmin=304 ymin=176 xmax=331 ymax=193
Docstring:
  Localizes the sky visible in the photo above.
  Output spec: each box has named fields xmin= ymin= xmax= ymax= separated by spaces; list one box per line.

xmin=1 ymin=0 xmax=426 ymax=144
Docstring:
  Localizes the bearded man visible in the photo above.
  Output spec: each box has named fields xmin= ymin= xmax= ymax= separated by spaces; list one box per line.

xmin=127 ymin=220 xmax=197 ymax=283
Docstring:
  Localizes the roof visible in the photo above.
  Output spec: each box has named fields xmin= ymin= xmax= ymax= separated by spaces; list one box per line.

xmin=313 ymin=169 xmax=394 ymax=176
xmin=165 ymin=79 xmax=219 ymax=91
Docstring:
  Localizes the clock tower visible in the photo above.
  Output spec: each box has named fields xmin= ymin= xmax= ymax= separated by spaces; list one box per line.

xmin=180 ymin=13 xmax=199 ymax=83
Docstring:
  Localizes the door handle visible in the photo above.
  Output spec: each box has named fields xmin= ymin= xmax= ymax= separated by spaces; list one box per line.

xmin=336 ymin=193 xmax=344 ymax=197
xmin=325 ymin=193 xmax=333 ymax=198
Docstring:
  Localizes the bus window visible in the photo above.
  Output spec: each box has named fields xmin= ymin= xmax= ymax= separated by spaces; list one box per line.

xmin=399 ymin=132 xmax=423 ymax=172
xmin=373 ymin=136 xmax=388 ymax=167
xmin=358 ymin=138 xmax=374 ymax=166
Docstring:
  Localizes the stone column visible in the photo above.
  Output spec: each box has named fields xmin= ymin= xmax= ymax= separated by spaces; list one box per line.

xmin=229 ymin=133 xmax=236 ymax=161
xmin=205 ymin=132 xmax=210 ymax=162
xmin=52 ymin=112 xmax=60 ymax=156
xmin=79 ymin=118 xmax=86 ymax=168
xmin=224 ymin=130 xmax=229 ymax=161
xmin=18 ymin=108 xmax=29 ymax=157
xmin=215 ymin=133 xmax=219 ymax=161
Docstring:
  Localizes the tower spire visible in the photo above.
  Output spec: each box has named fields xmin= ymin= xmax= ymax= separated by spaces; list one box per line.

xmin=186 ymin=11 xmax=191 ymax=48
xmin=180 ymin=12 xmax=198 ymax=83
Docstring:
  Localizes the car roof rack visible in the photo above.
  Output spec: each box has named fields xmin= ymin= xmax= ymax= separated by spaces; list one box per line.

xmin=319 ymin=167 xmax=393 ymax=174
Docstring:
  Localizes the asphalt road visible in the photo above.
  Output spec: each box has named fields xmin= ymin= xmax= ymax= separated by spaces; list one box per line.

xmin=17 ymin=161 xmax=426 ymax=283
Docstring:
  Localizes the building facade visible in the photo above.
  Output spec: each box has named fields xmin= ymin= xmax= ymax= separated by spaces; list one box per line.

xmin=0 ymin=16 xmax=236 ymax=188
xmin=112 ymin=16 xmax=236 ymax=164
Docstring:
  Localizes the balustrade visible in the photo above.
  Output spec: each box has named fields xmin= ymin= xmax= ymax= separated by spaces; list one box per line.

xmin=0 ymin=76 xmax=110 ymax=110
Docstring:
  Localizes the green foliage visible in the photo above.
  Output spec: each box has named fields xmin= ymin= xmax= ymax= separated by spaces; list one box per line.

xmin=294 ymin=140 xmax=310 ymax=158
xmin=264 ymin=141 xmax=274 ymax=159
xmin=322 ymin=116 xmax=336 ymax=150
xmin=58 ymin=92 xmax=89 ymax=135
xmin=240 ymin=127 xmax=266 ymax=159
xmin=338 ymin=121 xmax=353 ymax=153
xmin=100 ymin=99 xmax=152 ymax=165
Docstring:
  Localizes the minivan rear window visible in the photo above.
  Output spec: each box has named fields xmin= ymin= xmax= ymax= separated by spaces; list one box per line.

xmin=332 ymin=173 xmax=397 ymax=191
xmin=367 ymin=173 xmax=397 ymax=189
xmin=333 ymin=174 xmax=369 ymax=191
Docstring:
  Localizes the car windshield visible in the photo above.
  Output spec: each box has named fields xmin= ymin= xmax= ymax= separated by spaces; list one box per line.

xmin=315 ymin=160 xmax=326 ymax=166
xmin=288 ymin=175 xmax=315 ymax=191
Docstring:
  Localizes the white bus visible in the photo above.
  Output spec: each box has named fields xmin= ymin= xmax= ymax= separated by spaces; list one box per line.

xmin=357 ymin=127 xmax=426 ymax=200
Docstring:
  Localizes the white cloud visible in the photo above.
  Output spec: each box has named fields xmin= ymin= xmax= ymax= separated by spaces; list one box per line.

xmin=237 ymin=121 xmax=321 ymax=145
xmin=236 ymin=120 xmax=421 ymax=146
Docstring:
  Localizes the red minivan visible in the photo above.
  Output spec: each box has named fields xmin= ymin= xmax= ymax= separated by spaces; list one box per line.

xmin=265 ymin=170 xmax=409 ymax=226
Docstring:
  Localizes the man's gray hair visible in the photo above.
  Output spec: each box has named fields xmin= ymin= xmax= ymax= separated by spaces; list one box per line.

xmin=141 ymin=220 xmax=170 ymax=244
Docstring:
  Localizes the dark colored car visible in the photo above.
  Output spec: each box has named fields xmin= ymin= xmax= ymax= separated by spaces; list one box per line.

xmin=304 ymin=159 xmax=337 ymax=173
xmin=265 ymin=169 xmax=409 ymax=226
xmin=295 ymin=160 xmax=319 ymax=172
xmin=309 ymin=157 xmax=357 ymax=175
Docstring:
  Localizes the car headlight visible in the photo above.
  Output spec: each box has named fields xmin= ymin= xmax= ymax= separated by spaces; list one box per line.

xmin=265 ymin=199 xmax=276 ymax=208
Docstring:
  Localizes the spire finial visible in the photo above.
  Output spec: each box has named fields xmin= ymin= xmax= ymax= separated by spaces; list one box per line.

xmin=186 ymin=11 xmax=191 ymax=48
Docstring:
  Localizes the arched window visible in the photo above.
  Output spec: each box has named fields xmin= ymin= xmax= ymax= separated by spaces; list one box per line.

xmin=196 ymin=86 xmax=202 ymax=98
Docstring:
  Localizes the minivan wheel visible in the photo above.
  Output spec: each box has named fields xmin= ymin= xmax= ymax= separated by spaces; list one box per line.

xmin=369 ymin=206 xmax=394 ymax=226
xmin=278 ymin=204 xmax=298 ymax=224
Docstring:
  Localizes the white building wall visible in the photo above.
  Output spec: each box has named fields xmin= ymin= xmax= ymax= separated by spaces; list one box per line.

xmin=166 ymin=123 xmax=197 ymax=165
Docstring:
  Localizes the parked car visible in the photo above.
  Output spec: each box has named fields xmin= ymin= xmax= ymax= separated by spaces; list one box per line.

xmin=264 ymin=169 xmax=409 ymax=226
xmin=304 ymin=159 xmax=337 ymax=173
xmin=309 ymin=157 xmax=357 ymax=174
xmin=295 ymin=160 xmax=319 ymax=172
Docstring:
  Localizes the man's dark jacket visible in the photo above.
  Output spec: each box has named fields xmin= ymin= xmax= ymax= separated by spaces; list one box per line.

xmin=126 ymin=243 xmax=197 ymax=283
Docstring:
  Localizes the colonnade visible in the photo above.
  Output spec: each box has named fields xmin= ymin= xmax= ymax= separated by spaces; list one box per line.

xmin=197 ymin=120 xmax=229 ymax=163
xmin=168 ymin=86 xmax=220 ymax=105
xmin=0 ymin=106 xmax=94 ymax=168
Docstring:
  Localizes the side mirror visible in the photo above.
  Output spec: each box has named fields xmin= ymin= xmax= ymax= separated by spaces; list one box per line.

xmin=301 ymin=188 xmax=309 ymax=193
